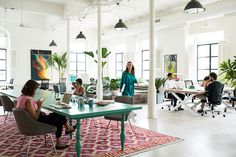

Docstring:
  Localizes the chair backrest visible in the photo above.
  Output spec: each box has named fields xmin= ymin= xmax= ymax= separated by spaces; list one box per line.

xmin=40 ymin=79 xmax=49 ymax=90
xmin=9 ymin=78 xmax=14 ymax=84
xmin=0 ymin=95 xmax=15 ymax=112
xmin=13 ymin=108 xmax=56 ymax=136
xmin=206 ymin=81 xmax=224 ymax=105
xmin=115 ymin=96 xmax=134 ymax=105
xmin=53 ymin=85 xmax=60 ymax=93
xmin=184 ymin=80 xmax=193 ymax=88
xmin=103 ymin=95 xmax=113 ymax=100
xmin=234 ymin=88 xmax=236 ymax=97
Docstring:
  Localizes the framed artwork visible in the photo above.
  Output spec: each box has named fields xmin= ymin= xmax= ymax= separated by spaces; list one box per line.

xmin=31 ymin=49 xmax=51 ymax=80
xmin=164 ymin=54 xmax=177 ymax=74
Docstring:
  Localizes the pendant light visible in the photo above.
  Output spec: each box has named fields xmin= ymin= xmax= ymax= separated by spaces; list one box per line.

xmin=76 ymin=31 xmax=86 ymax=40
xmin=49 ymin=40 xmax=57 ymax=47
xmin=184 ymin=0 xmax=205 ymax=14
xmin=114 ymin=19 xmax=128 ymax=31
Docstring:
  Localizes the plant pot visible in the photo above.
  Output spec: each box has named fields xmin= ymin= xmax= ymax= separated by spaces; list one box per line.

xmin=111 ymin=90 xmax=119 ymax=96
xmin=156 ymin=92 xmax=164 ymax=104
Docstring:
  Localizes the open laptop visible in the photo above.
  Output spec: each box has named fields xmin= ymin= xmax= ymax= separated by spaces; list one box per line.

xmin=60 ymin=93 xmax=72 ymax=105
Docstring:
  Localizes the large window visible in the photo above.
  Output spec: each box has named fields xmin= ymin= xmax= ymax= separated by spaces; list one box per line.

xmin=115 ymin=53 xmax=123 ymax=78
xmin=141 ymin=50 xmax=149 ymax=80
xmin=197 ymin=43 xmax=219 ymax=81
xmin=0 ymin=49 xmax=7 ymax=81
xmin=69 ymin=52 xmax=86 ymax=76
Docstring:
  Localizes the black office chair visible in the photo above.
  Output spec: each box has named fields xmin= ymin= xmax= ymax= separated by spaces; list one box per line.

xmin=223 ymin=88 xmax=236 ymax=109
xmin=40 ymin=79 xmax=49 ymax=90
xmin=203 ymin=82 xmax=225 ymax=118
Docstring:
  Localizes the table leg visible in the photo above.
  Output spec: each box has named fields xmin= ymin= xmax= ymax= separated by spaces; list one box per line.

xmin=120 ymin=113 xmax=126 ymax=150
xmin=70 ymin=118 xmax=72 ymax=139
xmin=76 ymin=119 xmax=81 ymax=157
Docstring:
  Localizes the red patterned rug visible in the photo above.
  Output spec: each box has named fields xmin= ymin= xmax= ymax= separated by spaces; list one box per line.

xmin=0 ymin=116 xmax=182 ymax=157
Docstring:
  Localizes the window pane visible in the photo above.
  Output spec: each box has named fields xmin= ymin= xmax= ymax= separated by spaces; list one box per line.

xmin=116 ymin=63 xmax=123 ymax=71
xmin=70 ymin=70 xmax=77 ymax=75
xmin=77 ymin=63 xmax=85 ymax=71
xmin=142 ymin=51 xmax=149 ymax=61
xmin=211 ymin=44 xmax=219 ymax=56
xmin=198 ymin=70 xmax=209 ymax=81
xmin=0 ymin=50 xmax=6 ymax=59
xmin=0 ymin=60 xmax=6 ymax=70
xmin=0 ymin=71 xmax=6 ymax=80
xmin=70 ymin=62 xmax=76 ymax=71
xmin=143 ymin=61 xmax=149 ymax=70
xmin=70 ymin=53 xmax=76 ymax=62
xmin=78 ymin=70 xmax=86 ymax=75
xmin=77 ymin=54 xmax=85 ymax=62
xmin=198 ymin=58 xmax=209 ymax=69
xmin=116 ymin=54 xmax=123 ymax=62
xmin=116 ymin=71 xmax=122 ymax=78
xmin=143 ymin=71 xmax=149 ymax=80
xmin=198 ymin=45 xmax=209 ymax=57
xmin=211 ymin=57 xmax=218 ymax=69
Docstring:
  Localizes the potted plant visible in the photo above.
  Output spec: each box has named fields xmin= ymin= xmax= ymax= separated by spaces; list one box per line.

xmin=48 ymin=52 xmax=67 ymax=92
xmin=219 ymin=56 xmax=236 ymax=88
xmin=155 ymin=78 xmax=167 ymax=104
xmin=110 ymin=79 xmax=120 ymax=96
xmin=84 ymin=47 xmax=111 ymax=69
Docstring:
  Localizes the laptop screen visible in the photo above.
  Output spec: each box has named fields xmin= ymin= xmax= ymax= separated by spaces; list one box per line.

xmin=61 ymin=93 xmax=72 ymax=104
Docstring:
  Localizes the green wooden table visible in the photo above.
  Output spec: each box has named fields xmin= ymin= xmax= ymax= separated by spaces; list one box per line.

xmin=0 ymin=88 xmax=142 ymax=157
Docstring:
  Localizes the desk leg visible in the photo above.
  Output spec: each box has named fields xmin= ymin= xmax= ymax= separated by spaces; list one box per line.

xmin=120 ymin=113 xmax=126 ymax=150
xmin=76 ymin=119 xmax=81 ymax=157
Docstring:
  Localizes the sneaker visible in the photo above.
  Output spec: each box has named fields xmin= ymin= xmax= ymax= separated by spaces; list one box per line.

xmin=197 ymin=109 xmax=204 ymax=113
xmin=178 ymin=107 xmax=184 ymax=111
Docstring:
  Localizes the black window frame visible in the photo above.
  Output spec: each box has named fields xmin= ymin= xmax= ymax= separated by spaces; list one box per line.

xmin=197 ymin=43 xmax=219 ymax=82
xmin=0 ymin=48 xmax=7 ymax=81
xmin=69 ymin=51 xmax=86 ymax=76
xmin=115 ymin=52 xmax=123 ymax=78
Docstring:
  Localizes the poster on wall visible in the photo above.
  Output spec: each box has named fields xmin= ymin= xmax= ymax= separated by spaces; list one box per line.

xmin=164 ymin=54 xmax=177 ymax=74
xmin=31 ymin=49 xmax=51 ymax=80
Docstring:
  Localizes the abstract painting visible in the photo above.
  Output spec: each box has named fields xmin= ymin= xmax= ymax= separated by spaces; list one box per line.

xmin=31 ymin=49 xmax=51 ymax=80
xmin=164 ymin=54 xmax=177 ymax=74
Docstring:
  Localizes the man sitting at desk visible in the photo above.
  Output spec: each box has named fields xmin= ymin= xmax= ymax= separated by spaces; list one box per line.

xmin=165 ymin=73 xmax=185 ymax=110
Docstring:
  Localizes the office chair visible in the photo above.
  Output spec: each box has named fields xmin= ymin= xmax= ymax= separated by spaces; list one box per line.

xmin=202 ymin=82 xmax=225 ymax=118
xmin=40 ymin=79 xmax=49 ymax=90
xmin=223 ymin=88 xmax=236 ymax=111
xmin=0 ymin=95 xmax=15 ymax=123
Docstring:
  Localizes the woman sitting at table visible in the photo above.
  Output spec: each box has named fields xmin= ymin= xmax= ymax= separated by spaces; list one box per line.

xmin=16 ymin=79 xmax=75 ymax=149
xmin=72 ymin=78 xmax=85 ymax=96
xmin=201 ymin=76 xmax=212 ymax=87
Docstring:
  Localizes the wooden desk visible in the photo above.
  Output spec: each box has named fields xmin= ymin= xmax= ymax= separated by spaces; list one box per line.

xmin=0 ymin=88 xmax=142 ymax=157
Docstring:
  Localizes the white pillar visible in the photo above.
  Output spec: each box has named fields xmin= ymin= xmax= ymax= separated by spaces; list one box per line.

xmin=66 ymin=18 xmax=70 ymax=90
xmin=97 ymin=6 xmax=103 ymax=100
xmin=148 ymin=0 xmax=157 ymax=119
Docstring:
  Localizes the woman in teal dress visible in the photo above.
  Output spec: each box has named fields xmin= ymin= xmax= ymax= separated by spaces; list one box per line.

xmin=120 ymin=61 xmax=138 ymax=96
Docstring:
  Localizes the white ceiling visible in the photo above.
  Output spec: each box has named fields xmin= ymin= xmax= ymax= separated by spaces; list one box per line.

xmin=0 ymin=0 xmax=234 ymax=31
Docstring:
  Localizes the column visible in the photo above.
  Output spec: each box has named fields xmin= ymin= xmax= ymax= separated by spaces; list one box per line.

xmin=148 ymin=0 xmax=157 ymax=118
xmin=97 ymin=6 xmax=103 ymax=100
xmin=66 ymin=18 xmax=70 ymax=91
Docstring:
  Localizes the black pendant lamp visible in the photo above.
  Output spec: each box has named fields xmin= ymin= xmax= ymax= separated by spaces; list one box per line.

xmin=49 ymin=40 xmax=57 ymax=47
xmin=114 ymin=19 xmax=128 ymax=31
xmin=76 ymin=31 xmax=86 ymax=39
xmin=184 ymin=0 xmax=205 ymax=14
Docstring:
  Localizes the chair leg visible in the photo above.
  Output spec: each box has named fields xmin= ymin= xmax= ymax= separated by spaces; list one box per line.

xmin=50 ymin=134 xmax=57 ymax=155
xmin=4 ymin=112 xmax=9 ymax=124
xmin=103 ymin=120 xmax=111 ymax=135
xmin=19 ymin=136 xmax=26 ymax=152
xmin=128 ymin=120 xmax=135 ymax=135
xmin=27 ymin=136 xmax=32 ymax=157
xmin=92 ymin=118 xmax=97 ymax=128
xmin=44 ymin=134 xmax=47 ymax=146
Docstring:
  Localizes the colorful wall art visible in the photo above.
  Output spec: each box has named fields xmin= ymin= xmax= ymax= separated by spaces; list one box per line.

xmin=31 ymin=49 xmax=51 ymax=80
xmin=164 ymin=54 xmax=177 ymax=74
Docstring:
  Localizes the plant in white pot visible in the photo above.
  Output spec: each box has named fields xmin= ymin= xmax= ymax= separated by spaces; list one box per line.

xmin=48 ymin=52 xmax=67 ymax=92
xmin=155 ymin=78 xmax=166 ymax=104
xmin=110 ymin=79 xmax=120 ymax=96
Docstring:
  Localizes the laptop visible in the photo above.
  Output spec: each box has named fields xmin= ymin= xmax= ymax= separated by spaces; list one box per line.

xmin=60 ymin=93 xmax=72 ymax=105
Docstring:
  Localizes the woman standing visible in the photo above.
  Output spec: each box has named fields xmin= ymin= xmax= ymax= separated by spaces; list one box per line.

xmin=120 ymin=61 xmax=138 ymax=96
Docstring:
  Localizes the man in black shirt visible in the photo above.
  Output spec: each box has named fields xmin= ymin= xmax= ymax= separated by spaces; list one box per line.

xmin=197 ymin=72 xmax=223 ymax=113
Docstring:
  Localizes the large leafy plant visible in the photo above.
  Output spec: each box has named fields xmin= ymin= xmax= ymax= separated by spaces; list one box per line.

xmin=110 ymin=79 xmax=120 ymax=90
xmin=155 ymin=78 xmax=167 ymax=93
xmin=48 ymin=52 xmax=67 ymax=79
xmin=84 ymin=48 xmax=111 ymax=68
xmin=219 ymin=56 xmax=236 ymax=88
